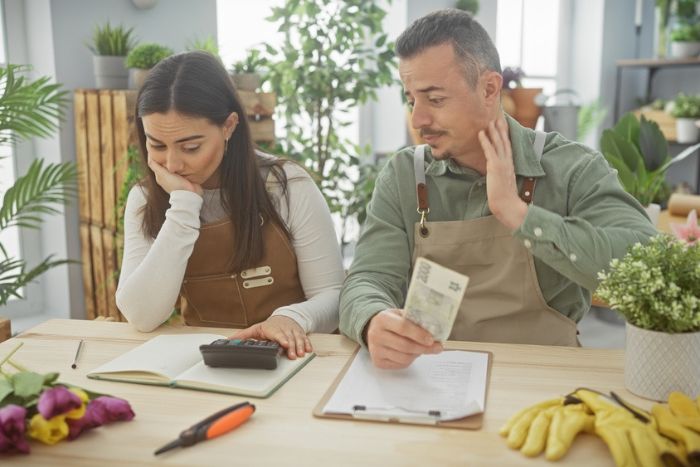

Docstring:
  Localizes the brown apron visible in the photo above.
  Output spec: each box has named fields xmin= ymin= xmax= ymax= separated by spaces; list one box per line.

xmin=179 ymin=167 xmax=306 ymax=328
xmin=411 ymin=132 xmax=579 ymax=346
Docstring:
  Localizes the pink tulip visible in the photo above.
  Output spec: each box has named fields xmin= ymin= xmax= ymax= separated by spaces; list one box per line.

xmin=0 ymin=405 xmax=30 ymax=454
xmin=66 ymin=396 xmax=134 ymax=440
xmin=671 ymin=209 xmax=700 ymax=246
xmin=37 ymin=386 xmax=82 ymax=420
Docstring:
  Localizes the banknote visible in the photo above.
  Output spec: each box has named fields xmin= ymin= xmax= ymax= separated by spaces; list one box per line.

xmin=403 ymin=257 xmax=469 ymax=341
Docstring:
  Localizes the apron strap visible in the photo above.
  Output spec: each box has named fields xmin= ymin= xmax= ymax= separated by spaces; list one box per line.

xmin=414 ymin=145 xmax=430 ymax=236
xmin=519 ymin=130 xmax=546 ymax=205
xmin=413 ymin=129 xmax=547 ymax=216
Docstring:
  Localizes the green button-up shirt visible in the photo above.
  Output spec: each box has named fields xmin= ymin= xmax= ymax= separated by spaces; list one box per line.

xmin=339 ymin=116 xmax=657 ymax=345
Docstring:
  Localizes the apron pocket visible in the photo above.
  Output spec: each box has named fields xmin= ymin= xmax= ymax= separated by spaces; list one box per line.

xmin=181 ymin=273 xmax=248 ymax=327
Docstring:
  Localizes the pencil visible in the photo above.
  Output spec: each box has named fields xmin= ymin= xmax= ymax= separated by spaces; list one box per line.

xmin=71 ymin=339 xmax=84 ymax=369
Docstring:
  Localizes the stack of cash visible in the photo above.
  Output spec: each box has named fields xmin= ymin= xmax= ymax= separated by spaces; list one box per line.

xmin=403 ymin=257 xmax=469 ymax=341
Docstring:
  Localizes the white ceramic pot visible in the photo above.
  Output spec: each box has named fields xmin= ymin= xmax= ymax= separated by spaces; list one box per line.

xmin=670 ymin=41 xmax=700 ymax=58
xmin=625 ymin=322 xmax=700 ymax=401
xmin=644 ymin=203 xmax=661 ymax=226
xmin=128 ymin=68 xmax=151 ymax=89
xmin=676 ymin=118 xmax=700 ymax=143
xmin=93 ymin=55 xmax=128 ymax=89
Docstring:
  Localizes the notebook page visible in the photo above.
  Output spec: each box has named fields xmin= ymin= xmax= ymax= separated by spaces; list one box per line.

xmin=175 ymin=352 xmax=314 ymax=397
xmin=323 ymin=349 xmax=488 ymax=421
xmin=88 ymin=334 xmax=224 ymax=381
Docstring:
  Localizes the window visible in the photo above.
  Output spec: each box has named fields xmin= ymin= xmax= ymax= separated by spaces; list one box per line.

xmin=0 ymin=0 xmax=23 ymax=305
xmin=497 ymin=0 xmax=561 ymax=95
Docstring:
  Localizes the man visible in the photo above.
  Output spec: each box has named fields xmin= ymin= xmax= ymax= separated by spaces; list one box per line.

xmin=339 ymin=9 xmax=656 ymax=369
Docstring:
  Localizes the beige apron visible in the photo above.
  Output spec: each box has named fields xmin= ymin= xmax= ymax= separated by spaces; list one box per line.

xmin=179 ymin=167 xmax=306 ymax=328
xmin=412 ymin=132 xmax=579 ymax=346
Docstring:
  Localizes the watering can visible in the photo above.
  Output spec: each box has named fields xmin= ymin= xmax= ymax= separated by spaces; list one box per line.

xmin=536 ymin=89 xmax=580 ymax=140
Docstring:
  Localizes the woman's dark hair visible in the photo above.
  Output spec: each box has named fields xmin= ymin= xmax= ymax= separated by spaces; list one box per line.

xmin=135 ymin=50 xmax=290 ymax=272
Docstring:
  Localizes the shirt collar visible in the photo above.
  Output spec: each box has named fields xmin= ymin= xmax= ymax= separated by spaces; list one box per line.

xmin=423 ymin=114 xmax=546 ymax=178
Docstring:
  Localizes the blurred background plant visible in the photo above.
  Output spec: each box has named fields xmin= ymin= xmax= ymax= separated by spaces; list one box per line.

xmin=0 ymin=64 xmax=76 ymax=307
xmin=257 ymin=0 xmax=396 ymax=250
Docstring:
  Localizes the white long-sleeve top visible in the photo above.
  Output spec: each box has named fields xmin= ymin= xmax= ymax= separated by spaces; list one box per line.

xmin=116 ymin=162 xmax=345 ymax=333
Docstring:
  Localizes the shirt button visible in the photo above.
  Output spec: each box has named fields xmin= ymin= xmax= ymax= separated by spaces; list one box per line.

xmin=523 ymin=239 xmax=532 ymax=249
xmin=569 ymin=253 xmax=577 ymax=262
xmin=534 ymin=227 xmax=543 ymax=237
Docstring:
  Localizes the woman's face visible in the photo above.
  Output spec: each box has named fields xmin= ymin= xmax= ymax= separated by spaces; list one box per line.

xmin=142 ymin=110 xmax=238 ymax=189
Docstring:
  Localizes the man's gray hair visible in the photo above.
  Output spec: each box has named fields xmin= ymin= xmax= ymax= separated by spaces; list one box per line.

xmin=395 ymin=9 xmax=501 ymax=88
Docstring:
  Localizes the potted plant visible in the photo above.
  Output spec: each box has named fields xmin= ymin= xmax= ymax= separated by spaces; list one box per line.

xmin=230 ymin=49 xmax=264 ymax=92
xmin=87 ymin=22 xmax=136 ymax=89
xmin=125 ymin=43 xmax=173 ymax=89
xmin=669 ymin=22 xmax=700 ymax=58
xmin=670 ymin=92 xmax=700 ymax=143
xmin=600 ymin=112 xmax=700 ymax=225
xmin=454 ymin=0 xmax=479 ymax=15
xmin=501 ymin=66 xmax=542 ymax=129
xmin=596 ymin=234 xmax=700 ymax=400
xmin=258 ymin=0 xmax=396 ymax=251
xmin=0 ymin=65 xmax=76 ymax=308
xmin=186 ymin=36 xmax=221 ymax=60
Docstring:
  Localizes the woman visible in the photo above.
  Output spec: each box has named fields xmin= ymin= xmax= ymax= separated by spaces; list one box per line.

xmin=116 ymin=51 xmax=345 ymax=359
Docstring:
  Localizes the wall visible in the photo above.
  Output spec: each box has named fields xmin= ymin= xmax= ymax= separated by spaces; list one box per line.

xmin=6 ymin=0 xmax=217 ymax=328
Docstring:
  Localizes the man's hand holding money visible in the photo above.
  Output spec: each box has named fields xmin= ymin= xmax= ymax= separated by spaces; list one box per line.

xmin=365 ymin=258 xmax=469 ymax=370
xmin=365 ymin=309 xmax=443 ymax=370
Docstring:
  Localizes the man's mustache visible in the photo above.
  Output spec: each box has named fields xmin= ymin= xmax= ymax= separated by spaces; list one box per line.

xmin=420 ymin=129 xmax=446 ymax=137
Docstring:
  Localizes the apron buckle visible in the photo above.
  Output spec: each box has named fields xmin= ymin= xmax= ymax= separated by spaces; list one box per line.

xmin=417 ymin=208 xmax=430 ymax=238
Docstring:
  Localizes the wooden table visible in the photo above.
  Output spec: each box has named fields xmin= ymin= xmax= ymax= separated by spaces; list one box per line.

xmin=0 ymin=319 xmax=649 ymax=466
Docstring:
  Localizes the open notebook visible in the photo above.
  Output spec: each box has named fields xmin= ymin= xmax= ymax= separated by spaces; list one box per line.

xmin=87 ymin=334 xmax=314 ymax=398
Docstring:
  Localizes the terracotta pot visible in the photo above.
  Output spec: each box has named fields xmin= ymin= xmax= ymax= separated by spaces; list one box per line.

xmin=507 ymin=87 xmax=543 ymax=129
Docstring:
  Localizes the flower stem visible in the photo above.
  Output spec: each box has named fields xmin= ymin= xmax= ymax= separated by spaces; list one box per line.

xmin=0 ymin=342 xmax=23 ymax=368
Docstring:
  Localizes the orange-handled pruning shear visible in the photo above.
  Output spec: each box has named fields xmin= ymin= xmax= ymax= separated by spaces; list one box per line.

xmin=154 ymin=401 xmax=255 ymax=455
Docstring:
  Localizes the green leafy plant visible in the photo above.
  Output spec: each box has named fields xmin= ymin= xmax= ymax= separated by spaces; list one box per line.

xmin=455 ymin=0 xmax=479 ymax=15
xmin=186 ymin=36 xmax=220 ymax=59
xmin=670 ymin=93 xmax=700 ymax=119
xmin=596 ymin=235 xmax=700 ymax=333
xmin=258 ymin=0 xmax=397 ymax=249
xmin=576 ymin=100 xmax=607 ymax=141
xmin=86 ymin=22 xmax=136 ymax=56
xmin=599 ymin=113 xmax=699 ymax=206
xmin=125 ymin=43 xmax=173 ymax=69
xmin=0 ymin=64 xmax=76 ymax=306
xmin=670 ymin=23 xmax=700 ymax=42
xmin=231 ymin=48 xmax=264 ymax=74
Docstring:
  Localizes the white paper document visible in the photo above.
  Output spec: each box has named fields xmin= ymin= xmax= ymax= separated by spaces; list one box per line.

xmin=322 ymin=349 xmax=489 ymax=423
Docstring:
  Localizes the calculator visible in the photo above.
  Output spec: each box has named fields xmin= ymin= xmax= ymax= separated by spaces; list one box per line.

xmin=199 ymin=339 xmax=282 ymax=370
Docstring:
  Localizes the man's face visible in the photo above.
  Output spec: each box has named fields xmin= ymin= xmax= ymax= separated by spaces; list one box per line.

xmin=400 ymin=42 xmax=493 ymax=161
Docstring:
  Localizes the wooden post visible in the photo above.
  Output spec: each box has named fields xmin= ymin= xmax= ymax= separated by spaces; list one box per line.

xmin=99 ymin=91 xmax=116 ymax=231
xmin=0 ymin=317 xmax=10 ymax=342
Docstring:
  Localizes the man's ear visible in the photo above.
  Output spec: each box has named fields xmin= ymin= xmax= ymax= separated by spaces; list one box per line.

xmin=482 ymin=71 xmax=503 ymax=107
xmin=224 ymin=112 xmax=239 ymax=139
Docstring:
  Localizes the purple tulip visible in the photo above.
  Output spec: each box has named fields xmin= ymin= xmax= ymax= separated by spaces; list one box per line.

xmin=37 ymin=386 xmax=82 ymax=420
xmin=0 ymin=404 xmax=30 ymax=454
xmin=67 ymin=396 xmax=134 ymax=440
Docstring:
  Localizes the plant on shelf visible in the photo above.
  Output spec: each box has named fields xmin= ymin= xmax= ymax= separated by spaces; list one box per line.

xmin=454 ymin=0 xmax=479 ymax=15
xmin=125 ymin=43 xmax=173 ymax=70
xmin=670 ymin=93 xmax=700 ymax=143
xmin=125 ymin=43 xmax=173 ymax=89
xmin=0 ymin=65 xmax=76 ymax=307
xmin=501 ymin=66 xmax=541 ymax=129
xmin=600 ymin=113 xmax=700 ymax=210
xmin=257 ymin=0 xmax=396 ymax=250
xmin=86 ymin=22 xmax=136 ymax=89
xmin=186 ymin=36 xmax=220 ymax=60
xmin=230 ymin=49 xmax=265 ymax=92
xmin=596 ymin=234 xmax=700 ymax=400
xmin=669 ymin=22 xmax=700 ymax=58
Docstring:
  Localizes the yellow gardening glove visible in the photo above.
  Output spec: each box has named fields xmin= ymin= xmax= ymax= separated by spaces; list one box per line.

xmin=500 ymin=395 xmax=594 ymax=460
xmin=575 ymin=389 xmax=685 ymax=467
xmin=652 ymin=391 xmax=700 ymax=467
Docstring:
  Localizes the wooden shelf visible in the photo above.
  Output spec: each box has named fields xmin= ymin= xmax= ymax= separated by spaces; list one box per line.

xmin=616 ymin=57 xmax=700 ymax=68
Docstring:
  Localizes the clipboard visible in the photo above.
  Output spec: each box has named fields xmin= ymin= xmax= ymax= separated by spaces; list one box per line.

xmin=313 ymin=347 xmax=492 ymax=430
